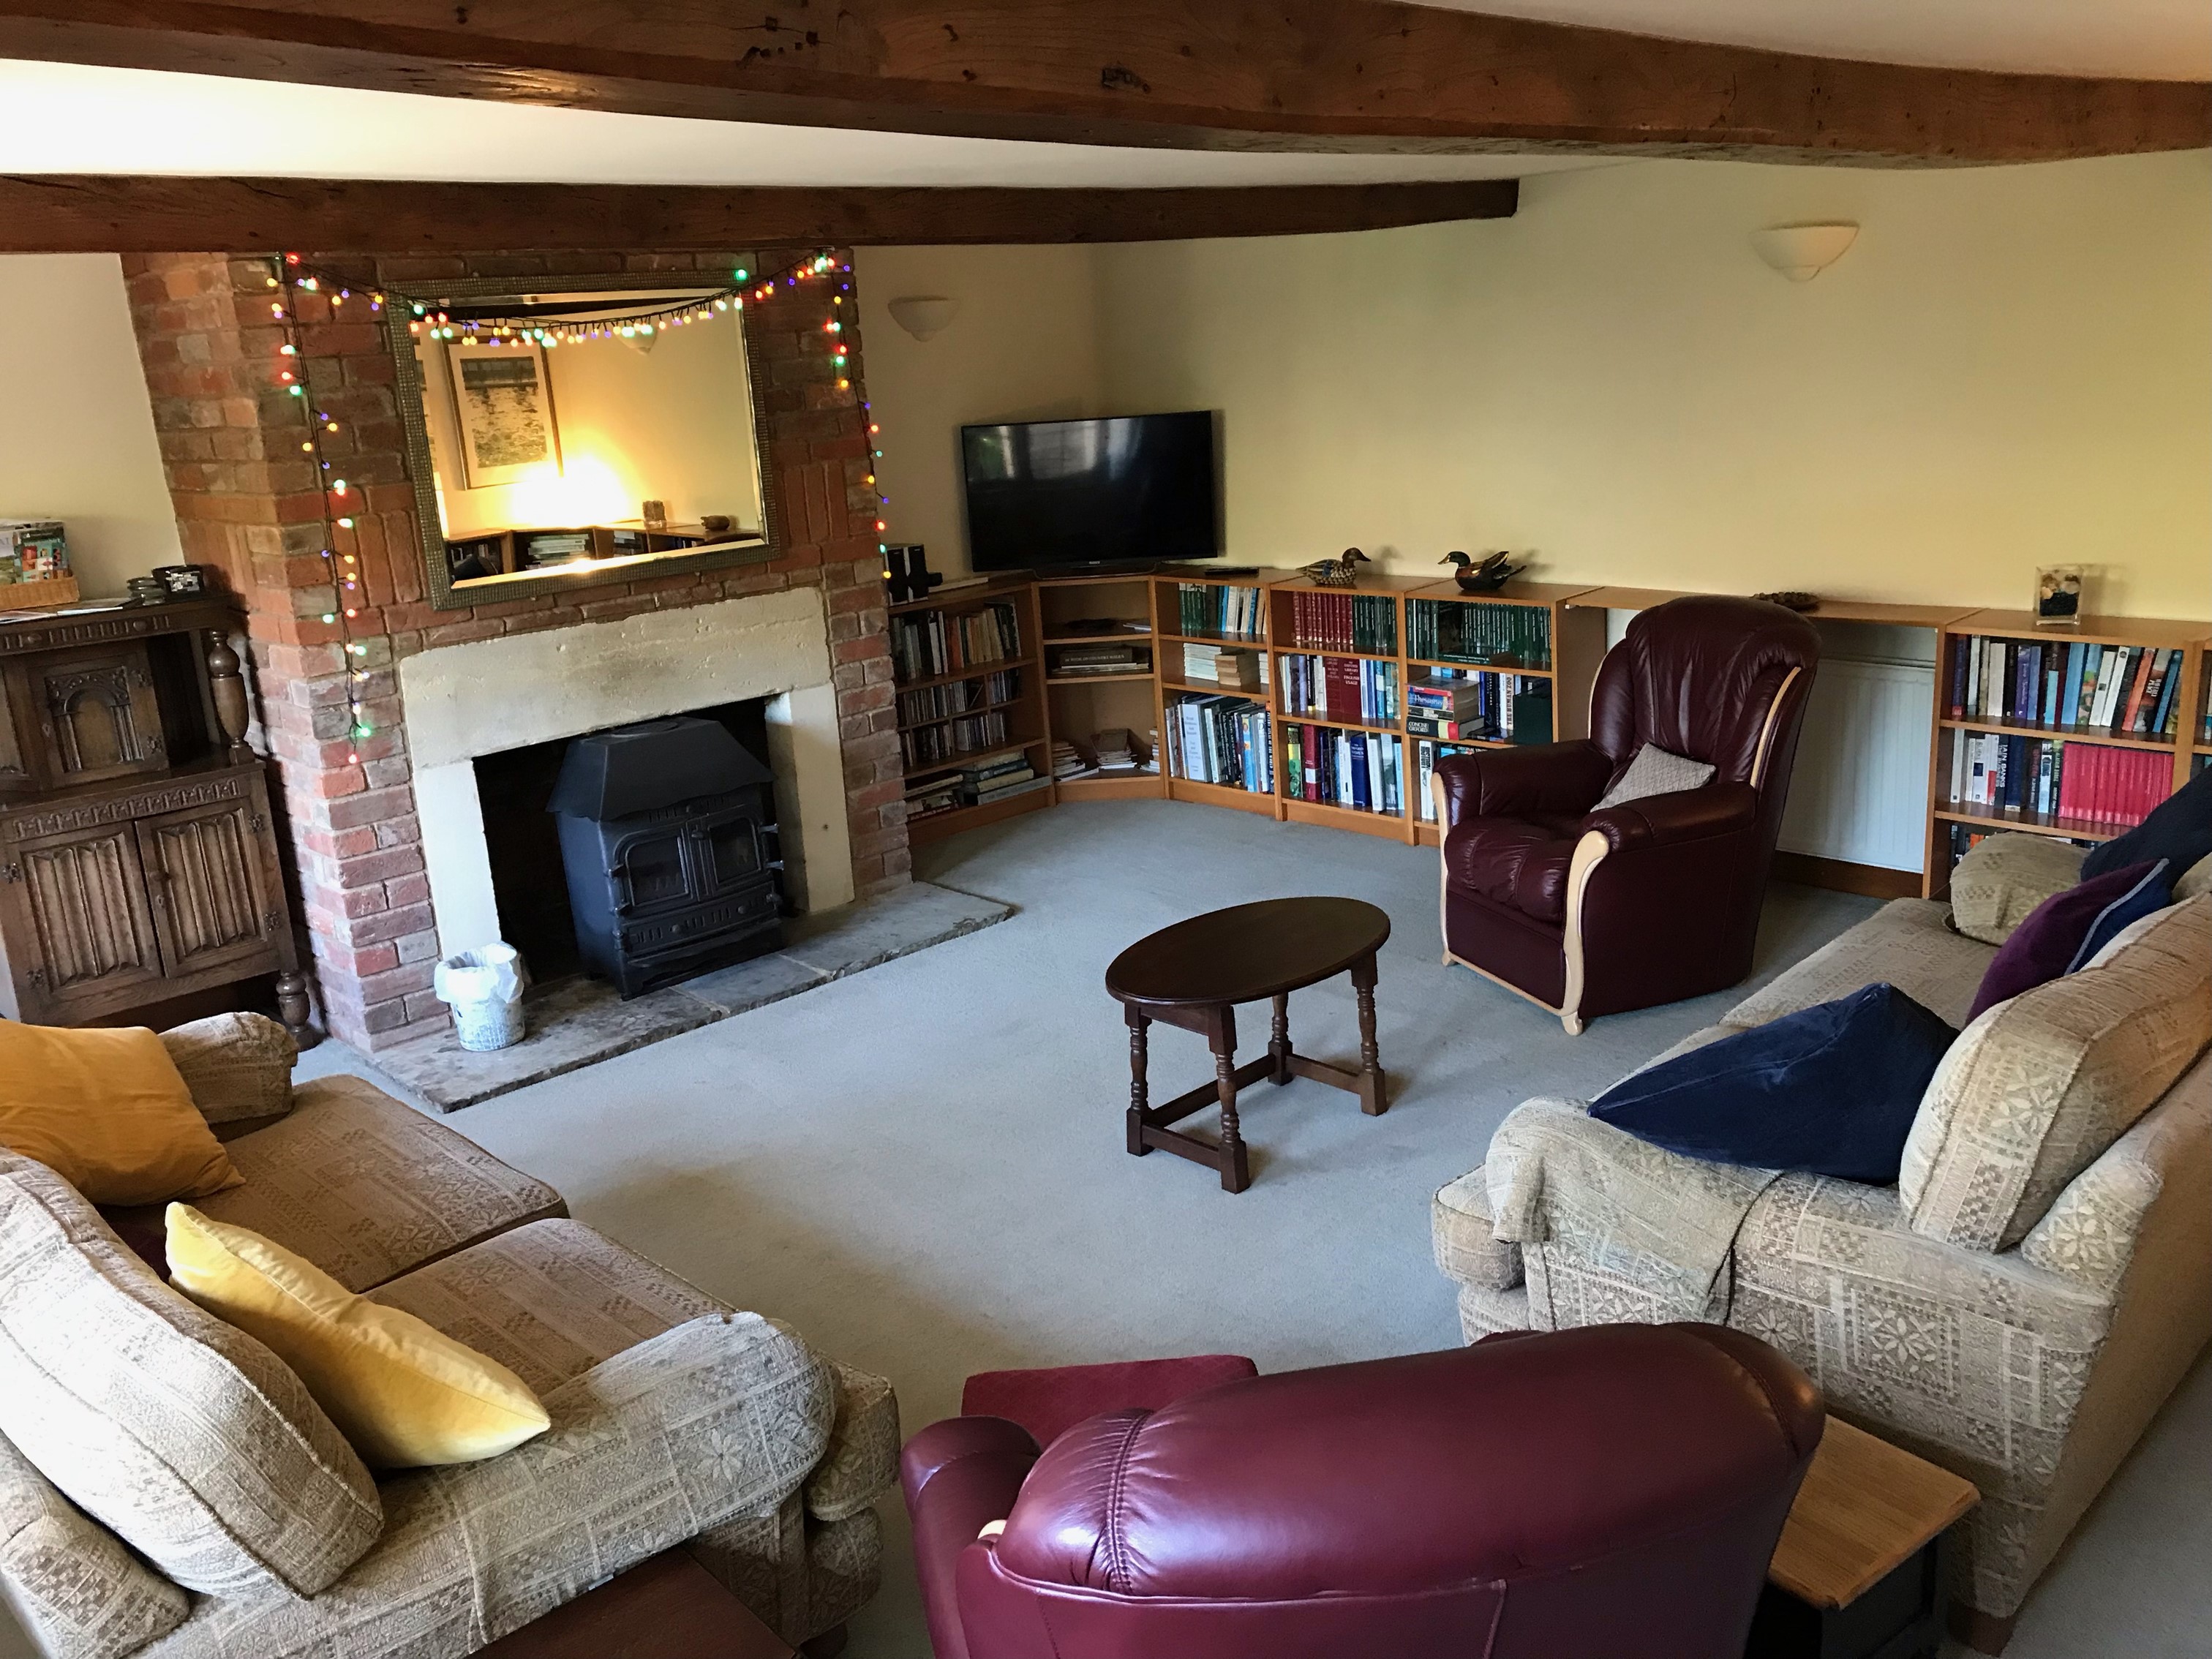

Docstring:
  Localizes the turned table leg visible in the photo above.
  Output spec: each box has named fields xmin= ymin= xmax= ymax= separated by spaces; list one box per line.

xmin=1353 ymin=955 xmax=1386 ymax=1116
xmin=275 ymin=969 xmax=322 ymax=1050
xmin=1208 ymin=1004 xmax=1251 ymax=1193
xmin=1269 ymin=993 xmax=1293 ymax=1085
xmin=1125 ymin=1005 xmax=1151 ymax=1156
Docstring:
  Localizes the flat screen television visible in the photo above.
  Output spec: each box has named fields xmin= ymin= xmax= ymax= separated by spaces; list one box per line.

xmin=960 ymin=411 xmax=1219 ymax=571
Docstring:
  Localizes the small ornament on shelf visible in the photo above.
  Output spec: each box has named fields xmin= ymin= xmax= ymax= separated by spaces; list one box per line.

xmin=2034 ymin=565 xmax=2085 ymax=627
xmin=1751 ymin=590 xmax=1820 ymax=612
xmin=1441 ymin=550 xmax=1522 ymax=593
xmin=1300 ymin=548 xmax=1372 ymax=589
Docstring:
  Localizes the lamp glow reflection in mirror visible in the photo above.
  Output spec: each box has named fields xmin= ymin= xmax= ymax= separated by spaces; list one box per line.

xmin=407 ymin=286 xmax=771 ymax=595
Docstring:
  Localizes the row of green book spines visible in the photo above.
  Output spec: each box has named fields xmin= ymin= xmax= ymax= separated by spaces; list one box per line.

xmin=1176 ymin=582 xmax=1263 ymax=638
xmin=1405 ymin=600 xmax=1551 ymax=668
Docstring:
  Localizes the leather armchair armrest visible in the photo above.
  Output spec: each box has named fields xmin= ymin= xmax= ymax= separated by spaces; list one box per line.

xmin=902 ymin=1418 xmax=1040 ymax=1659
xmin=1434 ymin=741 xmax=1611 ymax=825
xmin=1581 ymin=780 xmax=1758 ymax=854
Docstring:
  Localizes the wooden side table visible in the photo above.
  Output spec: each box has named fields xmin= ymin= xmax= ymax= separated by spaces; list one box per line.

xmin=1106 ymin=897 xmax=1391 ymax=1193
xmin=1751 ymin=1418 xmax=1979 ymax=1659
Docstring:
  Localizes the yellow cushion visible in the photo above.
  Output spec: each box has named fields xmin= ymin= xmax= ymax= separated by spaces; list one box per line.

xmin=0 ymin=1023 xmax=240 ymax=1205
xmin=165 ymin=1205 xmax=551 ymax=1470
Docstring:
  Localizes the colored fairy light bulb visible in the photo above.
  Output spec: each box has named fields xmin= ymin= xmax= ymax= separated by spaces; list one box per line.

xmin=322 ymin=612 xmax=336 ymax=623
xmin=336 ymin=516 xmax=354 ymax=528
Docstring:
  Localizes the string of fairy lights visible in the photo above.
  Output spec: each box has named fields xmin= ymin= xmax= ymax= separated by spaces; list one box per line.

xmin=263 ymin=249 xmax=889 ymax=772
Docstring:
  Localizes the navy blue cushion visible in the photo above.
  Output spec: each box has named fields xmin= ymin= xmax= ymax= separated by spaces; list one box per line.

xmin=2064 ymin=858 xmax=2172 ymax=973
xmin=2081 ymin=766 xmax=2212 ymax=882
xmin=1590 ymin=984 xmax=1956 ymax=1184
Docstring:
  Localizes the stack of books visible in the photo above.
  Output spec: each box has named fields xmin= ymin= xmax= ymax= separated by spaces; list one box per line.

xmin=1286 ymin=591 xmax=1396 ymax=654
xmin=963 ymin=753 xmax=1049 ymax=807
xmin=1092 ymin=728 xmax=1148 ymax=775
xmin=1407 ymin=599 xmax=1551 ymax=669
xmin=1166 ymin=697 xmax=1271 ymax=793
xmin=1051 ymin=740 xmax=1092 ymax=781
xmin=891 ymin=600 xmax=1022 ymax=683
xmin=1053 ymin=642 xmax=1151 ymax=678
xmin=1281 ymin=655 xmax=1398 ymax=724
xmin=1404 ymin=674 xmax=1484 ymax=739
xmin=1946 ymin=633 xmax=2189 ymax=738
xmin=1948 ymin=732 xmax=2170 ymax=828
xmin=1283 ymin=724 xmax=1405 ymax=816
xmin=900 ymin=710 xmax=1010 ymax=769
xmin=1176 ymin=583 xmax=1264 ymax=641
xmin=1413 ymin=740 xmax=1480 ymax=821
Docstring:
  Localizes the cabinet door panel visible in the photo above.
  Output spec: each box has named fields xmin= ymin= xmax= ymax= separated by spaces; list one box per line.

xmin=14 ymin=825 xmax=166 ymax=1012
xmin=138 ymin=796 xmax=281 ymax=979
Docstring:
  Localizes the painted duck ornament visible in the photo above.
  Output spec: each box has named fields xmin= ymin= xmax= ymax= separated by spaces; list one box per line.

xmin=1301 ymin=548 xmax=1373 ymax=588
xmin=1441 ymin=550 xmax=1522 ymax=593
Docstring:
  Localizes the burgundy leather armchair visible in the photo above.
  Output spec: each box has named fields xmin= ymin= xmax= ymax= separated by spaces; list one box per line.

xmin=903 ymin=1324 xmax=1824 ymax=1659
xmin=1434 ymin=595 xmax=1819 ymax=1032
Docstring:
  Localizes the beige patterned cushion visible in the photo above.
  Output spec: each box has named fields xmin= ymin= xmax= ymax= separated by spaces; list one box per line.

xmin=144 ymin=1316 xmax=835 ymax=1659
xmin=1431 ymin=1167 xmax=1523 ymax=1292
xmin=1 ymin=1429 xmax=187 ymax=1659
xmin=1723 ymin=898 xmax=1993 ymax=1031
xmin=1948 ymin=832 xmax=2089 ymax=946
xmin=196 ymin=1075 xmax=565 ymax=1292
xmin=367 ymin=1219 xmax=720 ymax=1395
xmin=805 ymin=1363 xmax=899 ymax=1523
xmin=158 ymin=1015 xmax=296 ymax=1126
xmin=2176 ymin=851 xmax=2212 ymax=903
xmin=1900 ymin=897 xmax=2212 ymax=1250
xmin=0 ymin=1151 xmax=380 ymax=1597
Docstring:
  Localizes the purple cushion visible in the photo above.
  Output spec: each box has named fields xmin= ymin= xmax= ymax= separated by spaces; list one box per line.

xmin=1965 ymin=860 xmax=2157 ymax=1023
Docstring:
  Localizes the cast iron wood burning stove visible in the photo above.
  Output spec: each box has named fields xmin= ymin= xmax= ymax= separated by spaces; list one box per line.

xmin=549 ymin=717 xmax=782 ymax=998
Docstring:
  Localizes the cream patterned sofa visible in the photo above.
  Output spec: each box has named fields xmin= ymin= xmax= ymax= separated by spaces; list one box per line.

xmin=0 ymin=1022 xmax=896 ymax=1659
xmin=1431 ymin=889 xmax=2211 ymax=1644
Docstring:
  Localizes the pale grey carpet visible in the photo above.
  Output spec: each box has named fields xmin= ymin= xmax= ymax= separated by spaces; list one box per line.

xmin=240 ymin=799 xmax=2202 ymax=1658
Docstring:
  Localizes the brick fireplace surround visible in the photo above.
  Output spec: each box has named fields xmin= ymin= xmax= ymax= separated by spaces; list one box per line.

xmin=121 ymin=249 xmax=909 ymax=1053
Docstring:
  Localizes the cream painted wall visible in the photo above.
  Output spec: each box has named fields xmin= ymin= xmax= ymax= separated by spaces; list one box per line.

xmin=854 ymin=244 xmax=1102 ymax=576
xmin=1088 ymin=151 xmax=2211 ymax=620
xmin=0 ymin=255 xmax=180 ymax=599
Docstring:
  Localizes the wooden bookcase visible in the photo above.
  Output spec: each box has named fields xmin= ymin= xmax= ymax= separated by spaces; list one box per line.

xmin=1037 ymin=573 xmax=1166 ymax=802
xmin=893 ymin=575 xmax=1053 ymax=846
xmin=892 ymin=571 xmax=2209 ymax=898
xmin=1923 ymin=609 xmax=2212 ymax=895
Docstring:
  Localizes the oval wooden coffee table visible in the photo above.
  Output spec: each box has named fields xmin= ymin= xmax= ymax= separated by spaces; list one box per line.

xmin=1106 ymin=897 xmax=1391 ymax=1193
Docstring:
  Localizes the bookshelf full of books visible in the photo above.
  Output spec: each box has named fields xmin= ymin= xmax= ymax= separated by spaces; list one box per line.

xmin=1929 ymin=611 xmax=2212 ymax=889
xmin=894 ymin=578 xmax=1055 ymax=845
xmin=1150 ymin=572 xmax=1288 ymax=814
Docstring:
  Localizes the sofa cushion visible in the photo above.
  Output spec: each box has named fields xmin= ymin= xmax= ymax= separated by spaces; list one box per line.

xmin=1965 ymin=861 xmax=2162 ymax=1023
xmin=1432 ymin=1167 xmax=1525 ymax=1293
xmin=189 ymin=1074 xmax=566 ymax=1292
xmin=1948 ymin=832 xmax=2088 ymax=946
xmin=168 ymin=1204 xmax=551 ymax=1470
xmin=1900 ymin=895 xmax=2212 ymax=1250
xmin=1593 ymin=742 xmax=1715 ymax=811
xmin=1592 ymin=983 xmax=1957 ymax=1183
xmin=0 ymin=1024 xmax=240 ymax=1207
xmin=0 ymin=1151 xmax=380 ymax=1596
xmin=2080 ymin=764 xmax=2212 ymax=882
xmin=366 ymin=1217 xmax=723 ymax=1396
xmin=0 ymin=1429 xmax=187 ymax=1659
xmin=1724 ymin=898 xmax=1993 ymax=1031
xmin=159 ymin=1013 xmax=296 ymax=1127
xmin=2064 ymin=860 xmax=2173 ymax=971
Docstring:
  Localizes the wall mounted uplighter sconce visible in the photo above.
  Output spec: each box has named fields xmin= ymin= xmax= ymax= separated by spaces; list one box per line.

xmin=1750 ymin=222 xmax=1859 ymax=282
xmin=887 ymin=296 xmax=961 ymax=342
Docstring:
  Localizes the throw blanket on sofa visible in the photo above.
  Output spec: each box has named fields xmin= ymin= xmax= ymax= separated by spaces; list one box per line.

xmin=1484 ymin=1099 xmax=1783 ymax=1325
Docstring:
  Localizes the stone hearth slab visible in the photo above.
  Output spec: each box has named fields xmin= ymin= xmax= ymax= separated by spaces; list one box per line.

xmin=370 ymin=881 xmax=1012 ymax=1110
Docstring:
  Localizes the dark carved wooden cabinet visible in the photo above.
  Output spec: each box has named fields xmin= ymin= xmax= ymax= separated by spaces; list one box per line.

xmin=0 ymin=596 xmax=309 ymax=1037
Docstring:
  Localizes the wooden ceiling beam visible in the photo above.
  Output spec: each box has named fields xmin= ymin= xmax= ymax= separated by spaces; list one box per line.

xmin=0 ymin=174 xmax=1519 ymax=254
xmin=0 ymin=1 xmax=2202 ymax=167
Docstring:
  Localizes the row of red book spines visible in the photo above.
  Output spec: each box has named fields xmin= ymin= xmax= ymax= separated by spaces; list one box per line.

xmin=2054 ymin=745 xmax=2172 ymax=827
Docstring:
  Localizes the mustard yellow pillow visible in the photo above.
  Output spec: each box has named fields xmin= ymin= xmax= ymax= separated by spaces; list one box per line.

xmin=0 ymin=1023 xmax=239 ymax=1205
xmin=165 ymin=1205 xmax=550 ymax=1469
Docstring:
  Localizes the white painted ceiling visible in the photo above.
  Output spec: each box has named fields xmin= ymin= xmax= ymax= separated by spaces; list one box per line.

xmin=0 ymin=3 xmax=2200 ymax=191
xmin=0 ymin=62 xmax=1595 ymax=188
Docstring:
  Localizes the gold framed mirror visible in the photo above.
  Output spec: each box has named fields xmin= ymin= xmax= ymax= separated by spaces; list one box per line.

xmin=391 ymin=270 xmax=783 ymax=609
